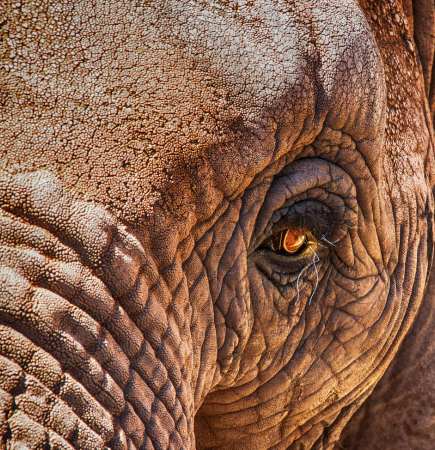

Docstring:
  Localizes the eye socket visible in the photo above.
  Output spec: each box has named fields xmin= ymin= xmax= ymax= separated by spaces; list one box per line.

xmin=267 ymin=228 xmax=311 ymax=255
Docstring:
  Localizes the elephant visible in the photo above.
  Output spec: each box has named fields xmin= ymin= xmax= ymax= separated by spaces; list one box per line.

xmin=0 ymin=0 xmax=434 ymax=448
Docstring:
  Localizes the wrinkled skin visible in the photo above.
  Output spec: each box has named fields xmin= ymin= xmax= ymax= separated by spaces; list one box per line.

xmin=0 ymin=0 xmax=434 ymax=449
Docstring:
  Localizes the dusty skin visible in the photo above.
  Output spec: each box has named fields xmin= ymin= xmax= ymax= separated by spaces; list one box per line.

xmin=0 ymin=1 xmax=434 ymax=449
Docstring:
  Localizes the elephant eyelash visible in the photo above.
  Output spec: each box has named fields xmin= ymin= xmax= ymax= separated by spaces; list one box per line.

xmin=296 ymin=247 xmax=320 ymax=305
xmin=257 ymin=199 xmax=349 ymax=256
xmin=264 ymin=243 xmax=323 ymax=301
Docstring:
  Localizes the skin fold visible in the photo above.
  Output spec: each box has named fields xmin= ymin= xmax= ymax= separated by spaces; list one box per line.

xmin=0 ymin=0 xmax=433 ymax=449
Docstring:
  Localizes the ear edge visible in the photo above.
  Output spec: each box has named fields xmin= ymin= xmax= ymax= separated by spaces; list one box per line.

xmin=411 ymin=0 xmax=435 ymax=123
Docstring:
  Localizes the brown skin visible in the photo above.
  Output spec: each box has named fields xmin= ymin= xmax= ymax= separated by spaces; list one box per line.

xmin=341 ymin=259 xmax=435 ymax=449
xmin=0 ymin=1 xmax=433 ymax=449
xmin=341 ymin=1 xmax=435 ymax=448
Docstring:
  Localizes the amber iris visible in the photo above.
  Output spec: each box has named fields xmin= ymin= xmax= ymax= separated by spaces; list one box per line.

xmin=281 ymin=229 xmax=307 ymax=254
xmin=268 ymin=228 xmax=308 ymax=254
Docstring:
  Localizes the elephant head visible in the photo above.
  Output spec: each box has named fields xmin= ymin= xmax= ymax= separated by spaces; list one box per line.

xmin=0 ymin=0 xmax=434 ymax=449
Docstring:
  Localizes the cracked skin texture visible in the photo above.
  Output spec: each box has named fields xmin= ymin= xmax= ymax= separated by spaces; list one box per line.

xmin=0 ymin=0 xmax=434 ymax=449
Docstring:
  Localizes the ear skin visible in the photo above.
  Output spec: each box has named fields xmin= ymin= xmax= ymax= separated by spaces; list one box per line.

xmin=411 ymin=0 xmax=435 ymax=122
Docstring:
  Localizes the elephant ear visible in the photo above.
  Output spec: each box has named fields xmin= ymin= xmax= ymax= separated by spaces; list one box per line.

xmin=407 ymin=0 xmax=435 ymax=124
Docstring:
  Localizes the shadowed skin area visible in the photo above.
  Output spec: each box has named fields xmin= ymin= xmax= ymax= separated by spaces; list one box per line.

xmin=0 ymin=0 xmax=434 ymax=449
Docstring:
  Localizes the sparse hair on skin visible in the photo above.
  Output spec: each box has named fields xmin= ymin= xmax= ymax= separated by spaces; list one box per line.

xmin=296 ymin=244 xmax=321 ymax=305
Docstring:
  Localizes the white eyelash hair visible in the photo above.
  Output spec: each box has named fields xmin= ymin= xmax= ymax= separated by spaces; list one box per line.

xmin=320 ymin=234 xmax=339 ymax=247
xmin=295 ymin=247 xmax=320 ymax=305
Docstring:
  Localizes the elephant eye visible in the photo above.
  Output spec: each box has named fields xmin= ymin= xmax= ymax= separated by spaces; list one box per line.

xmin=267 ymin=228 xmax=311 ymax=255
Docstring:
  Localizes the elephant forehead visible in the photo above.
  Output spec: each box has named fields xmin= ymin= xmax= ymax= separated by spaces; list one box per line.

xmin=1 ymin=0 xmax=384 ymax=223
